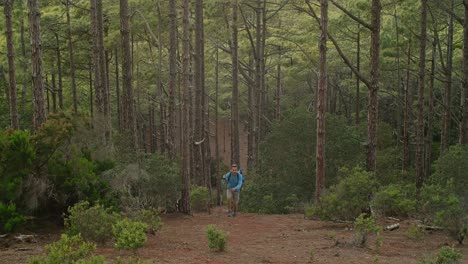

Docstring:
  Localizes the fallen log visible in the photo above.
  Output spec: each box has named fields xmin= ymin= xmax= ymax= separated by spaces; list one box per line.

xmin=417 ymin=225 xmax=443 ymax=231
xmin=14 ymin=234 xmax=37 ymax=243
xmin=384 ymin=223 xmax=400 ymax=231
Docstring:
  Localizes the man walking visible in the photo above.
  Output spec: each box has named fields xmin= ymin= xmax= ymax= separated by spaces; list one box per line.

xmin=222 ymin=164 xmax=243 ymax=217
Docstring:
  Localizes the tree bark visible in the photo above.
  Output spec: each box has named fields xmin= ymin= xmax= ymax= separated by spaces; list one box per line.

xmin=168 ymin=0 xmax=177 ymax=159
xmin=215 ymin=47 xmax=221 ymax=206
xmin=367 ymin=0 xmax=382 ymax=172
xmin=28 ymin=0 xmax=46 ymax=131
xmin=91 ymin=0 xmax=103 ymax=115
xmin=4 ymin=0 xmax=19 ymax=129
xmin=416 ymin=0 xmax=428 ymax=194
xmin=402 ymin=39 xmax=411 ymax=172
xmin=441 ymin=0 xmax=454 ymax=155
xmin=426 ymin=35 xmax=436 ymax=179
xmin=55 ymin=33 xmax=64 ymax=111
xmin=231 ymin=0 xmax=240 ymax=166
xmin=460 ymin=1 xmax=468 ymax=145
xmin=275 ymin=45 xmax=282 ymax=120
xmin=315 ymin=0 xmax=328 ymax=203
xmin=66 ymin=0 xmax=78 ymax=114
xmin=120 ymin=0 xmax=138 ymax=149
xmin=156 ymin=0 xmax=165 ymax=153
xmin=181 ymin=0 xmax=192 ymax=215
xmin=194 ymin=0 xmax=204 ymax=184
xmin=89 ymin=62 xmax=94 ymax=117
xmin=355 ymin=25 xmax=360 ymax=125
xmin=115 ymin=46 xmax=121 ymax=131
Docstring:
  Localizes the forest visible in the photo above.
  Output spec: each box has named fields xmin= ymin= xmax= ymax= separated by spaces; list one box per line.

xmin=0 ymin=0 xmax=467 ymax=263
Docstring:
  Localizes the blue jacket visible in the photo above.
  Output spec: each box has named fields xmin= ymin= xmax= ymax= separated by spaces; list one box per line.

xmin=222 ymin=172 xmax=243 ymax=192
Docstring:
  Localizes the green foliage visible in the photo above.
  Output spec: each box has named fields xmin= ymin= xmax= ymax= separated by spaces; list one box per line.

xmin=206 ymin=224 xmax=227 ymax=252
xmin=406 ymin=225 xmax=425 ymax=240
xmin=0 ymin=202 xmax=25 ymax=233
xmin=434 ymin=247 xmax=463 ymax=264
xmin=114 ymin=257 xmax=153 ymax=264
xmin=0 ymin=130 xmax=35 ymax=202
xmin=190 ymin=185 xmax=210 ymax=212
xmin=371 ymin=184 xmax=417 ymax=217
xmin=309 ymin=167 xmax=378 ymax=220
xmin=354 ymin=213 xmax=381 ymax=247
xmin=134 ymin=208 xmax=163 ymax=234
xmin=65 ymin=201 xmax=118 ymax=244
xmin=28 ymin=234 xmax=98 ymax=264
xmin=112 ymin=218 xmax=148 ymax=251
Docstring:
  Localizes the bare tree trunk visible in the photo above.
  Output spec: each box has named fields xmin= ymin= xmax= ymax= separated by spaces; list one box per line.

xmin=20 ymin=18 xmax=28 ymax=114
xmin=28 ymin=0 xmax=46 ymax=131
xmin=157 ymin=0 xmax=165 ymax=153
xmin=55 ymin=33 xmax=64 ymax=111
xmin=45 ymin=76 xmax=50 ymax=114
xmin=367 ymin=0 xmax=382 ymax=171
xmin=416 ymin=0 xmax=428 ymax=194
xmin=254 ymin=0 xmax=263 ymax=164
xmin=231 ymin=0 xmax=240 ymax=166
xmin=460 ymin=1 xmax=468 ymax=145
xmin=51 ymin=72 xmax=57 ymax=112
xmin=215 ymin=47 xmax=221 ymax=206
xmin=181 ymin=0 xmax=192 ymax=215
xmin=194 ymin=0 xmax=204 ymax=184
xmin=97 ymin=0 xmax=111 ymax=142
xmin=402 ymin=39 xmax=411 ymax=172
xmin=275 ymin=45 xmax=282 ymax=120
xmin=4 ymin=0 xmax=19 ymax=129
xmin=120 ymin=0 xmax=138 ymax=149
xmin=426 ymin=35 xmax=436 ymax=179
xmin=315 ymin=0 xmax=328 ymax=203
xmin=115 ymin=46 xmax=121 ymax=131
xmin=441 ymin=0 xmax=454 ymax=155
xmin=66 ymin=0 xmax=78 ymax=114
xmin=168 ymin=0 xmax=177 ymax=159
xmin=91 ymin=0 xmax=103 ymax=115
xmin=89 ymin=62 xmax=93 ymax=117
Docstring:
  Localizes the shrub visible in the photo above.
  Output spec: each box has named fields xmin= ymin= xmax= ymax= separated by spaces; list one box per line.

xmin=206 ymin=224 xmax=227 ymax=252
xmin=65 ymin=201 xmax=118 ymax=244
xmin=309 ymin=167 xmax=378 ymax=220
xmin=28 ymin=234 xmax=98 ymax=264
xmin=354 ymin=213 xmax=381 ymax=247
xmin=435 ymin=246 xmax=462 ymax=264
xmin=134 ymin=208 xmax=163 ymax=234
xmin=371 ymin=184 xmax=416 ymax=217
xmin=190 ymin=185 xmax=210 ymax=212
xmin=0 ymin=202 xmax=25 ymax=233
xmin=406 ymin=225 xmax=425 ymax=240
xmin=114 ymin=257 xmax=153 ymax=264
xmin=112 ymin=218 xmax=147 ymax=252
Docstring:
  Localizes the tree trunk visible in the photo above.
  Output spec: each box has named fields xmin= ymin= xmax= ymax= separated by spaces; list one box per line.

xmin=426 ymin=35 xmax=436 ymax=179
xmin=4 ymin=0 xmax=19 ymax=129
xmin=20 ymin=18 xmax=28 ymax=115
xmin=194 ymin=0 xmax=204 ymax=184
xmin=120 ymin=0 xmax=138 ymax=149
xmin=115 ymin=46 xmax=121 ymax=131
xmin=416 ymin=0 xmax=427 ymax=194
xmin=366 ymin=0 xmax=381 ymax=172
xmin=275 ymin=45 xmax=282 ymax=120
xmin=51 ymin=72 xmax=57 ymax=113
xmin=402 ymin=39 xmax=411 ymax=172
xmin=91 ymin=0 xmax=103 ymax=115
xmin=315 ymin=0 xmax=328 ymax=203
xmin=89 ymin=62 xmax=93 ymax=117
xmin=254 ymin=0 xmax=263 ymax=164
xmin=460 ymin=1 xmax=468 ymax=145
xmin=168 ymin=0 xmax=177 ymax=159
xmin=66 ymin=0 xmax=78 ymax=114
xmin=28 ymin=0 xmax=46 ymax=131
xmin=231 ymin=0 xmax=240 ymax=166
xmin=55 ymin=33 xmax=64 ymax=111
xmin=156 ymin=0 xmax=165 ymax=153
xmin=441 ymin=0 xmax=454 ymax=155
xmin=97 ymin=0 xmax=111 ymax=142
xmin=215 ymin=47 xmax=221 ymax=206
xmin=181 ymin=0 xmax=192 ymax=215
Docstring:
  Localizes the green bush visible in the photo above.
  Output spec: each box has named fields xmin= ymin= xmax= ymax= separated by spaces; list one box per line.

xmin=190 ymin=185 xmax=210 ymax=212
xmin=435 ymin=246 xmax=462 ymax=264
xmin=371 ymin=184 xmax=416 ymax=217
xmin=112 ymin=218 xmax=147 ymax=251
xmin=0 ymin=202 xmax=25 ymax=233
xmin=309 ymin=167 xmax=379 ymax=220
xmin=406 ymin=224 xmax=425 ymax=240
xmin=0 ymin=130 xmax=35 ymax=202
xmin=28 ymin=234 xmax=98 ymax=264
xmin=65 ymin=201 xmax=118 ymax=244
xmin=114 ymin=257 xmax=153 ymax=264
xmin=134 ymin=208 xmax=163 ymax=234
xmin=354 ymin=213 xmax=381 ymax=247
xmin=206 ymin=224 xmax=227 ymax=252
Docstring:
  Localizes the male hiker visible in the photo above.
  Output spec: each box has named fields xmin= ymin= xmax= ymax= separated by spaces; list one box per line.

xmin=222 ymin=164 xmax=243 ymax=217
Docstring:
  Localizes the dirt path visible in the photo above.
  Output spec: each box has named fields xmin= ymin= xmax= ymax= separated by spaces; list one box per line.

xmin=1 ymin=207 xmax=467 ymax=263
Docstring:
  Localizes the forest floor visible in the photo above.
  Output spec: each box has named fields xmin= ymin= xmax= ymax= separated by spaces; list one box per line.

xmin=1 ymin=207 xmax=467 ymax=264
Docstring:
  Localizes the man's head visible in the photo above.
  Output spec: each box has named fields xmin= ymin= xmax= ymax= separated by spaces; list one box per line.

xmin=231 ymin=164 xmax=238 ymax=175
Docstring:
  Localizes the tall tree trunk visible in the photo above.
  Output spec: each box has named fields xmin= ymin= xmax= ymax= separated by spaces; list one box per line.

xmin=51 ymin=72 xmax=57 ymax=112
xmin=45 ymin=76 xmax=50 ymax=114
xmin=416 ymin=0 xmax=427 ymax=194
xmin=460 ymin=0 xmax=468 ymax=144
xmin=20 ymin=18 xmax=28 ymax=115
xmin=28 ymin=0 xmax=46 ymax=131
xmin=441 ymin=0 xmax=454 ymax=155
xmin=89 ymin=62 xmax=94 ymax=117
xmin=315 ymin=0 xmax=328 ymax=203
xmin=254 ymin=0 xmax=263 ymax=164
xmin=356 ymin=25 xmax=360 ymax=125
xmin=402 ymin=39 xmax=412 ymax=172
xmin=156 ymin=0 xmax=165 ymax=154
xmin=275 ymin=45 xmax=282 ymax=120
xmin=426 ymin=35 xmax=436 ymax=179
xmin=120 ymin=0 xmax=138 ymax=149
xmin=168 ymin=0 xmax=177 ymax=159
xmin=115 ymin=46 xmax=121 ymax=131
xmin=367 ymin=0 xmax=382 ymax=171
xmin=215 ymin=47 xmax=221 ymax=206
xmin=91 ymin=0 xmax=103 ymax=115
xmin=97 ymin=0 xmax=111 ymax=142
xmin=66 ymin=0 xmax=78 ymax=114
xmin=231 ymin=0 xmax=240 ymax=166
xmin=194 ymin=0 xmax=204 ymax=184
xmin=4 ymin=0 xmax=19 ymax=129
xmin=181 ymin=0 xmax=192 ymax=215
xmin=55 ymin=33 xmax=64 ymax=111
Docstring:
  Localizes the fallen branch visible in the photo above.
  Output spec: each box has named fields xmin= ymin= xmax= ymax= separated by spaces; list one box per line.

xmin=386 ymin=217 xmax=400 ymax=222
xmin=14 ymin=234 xmax=37 ymax=243
xmin=417 ymin=224 xmax=443 ymax=231
xmin=384 ymin=223 xmax=400 ymax=231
